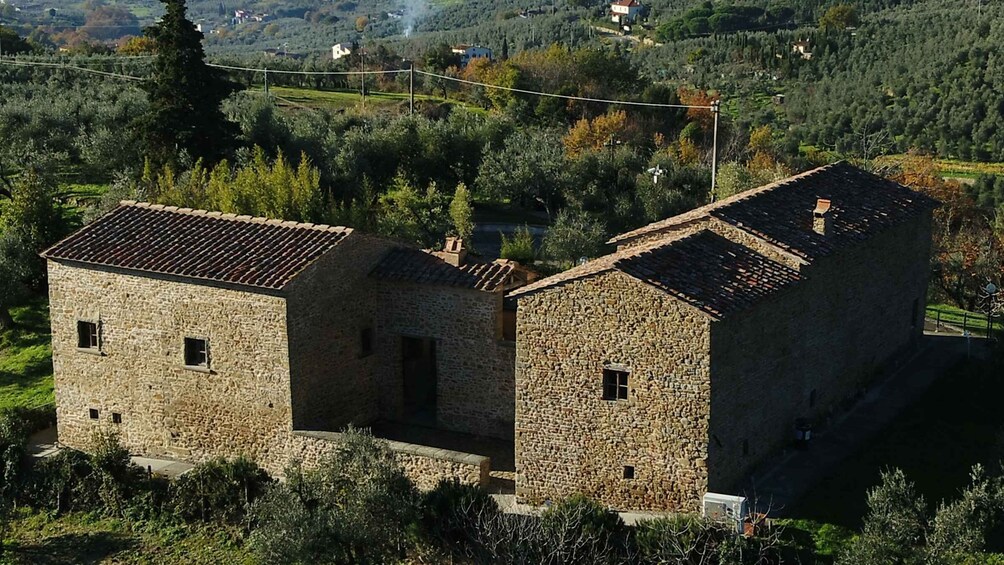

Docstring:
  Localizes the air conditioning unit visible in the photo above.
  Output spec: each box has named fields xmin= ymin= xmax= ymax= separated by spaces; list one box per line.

xmin=702 ymin=492 xmax=748 ymax=534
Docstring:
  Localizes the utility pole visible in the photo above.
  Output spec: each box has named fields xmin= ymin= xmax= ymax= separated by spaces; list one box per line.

xmin=710 ymin=99 xmax=720 ymax=201
xmin=360 ymin=43 xmax=366 ymax=108
xmin=409 ymin=60 xmax=415 ymax=115
xmin=263 ymin=68 xmax=269 ymax=95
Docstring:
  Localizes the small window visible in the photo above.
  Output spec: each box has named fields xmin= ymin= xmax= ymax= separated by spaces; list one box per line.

xmin=602 ymin=369 xmax=629 ymax=401
xmin=742 ymin=439 xmax=749 ymax=456
xmin=360 ymin=327 xmax=374 ymax=357
xmin=89 ymin=408 xmax=99 ymax=420
xmin=184 ymin=337 xmax=209 ymax=368
xmin=502 ymin=308 xmax=517 ymax=342
xmin=623 ymin=465 xmax=635 ymax=479
xmin=112 ymin=412 xmax=122 ymax=424
xmin=77 ymin=321 xmax=99 ymax=349
xmin=809 ymin=389 xmax=817 ymax=408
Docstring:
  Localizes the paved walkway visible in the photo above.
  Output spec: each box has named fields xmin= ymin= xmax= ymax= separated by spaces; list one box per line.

xmin=742 ymin=334 xmax=981 ymax=516
xmin=26 ymin=427 xmax=194 ymax=478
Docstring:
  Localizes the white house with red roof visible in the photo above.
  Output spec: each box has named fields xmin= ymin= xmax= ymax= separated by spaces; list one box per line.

xmin=610 ymin=0 xmax=642 ymax=23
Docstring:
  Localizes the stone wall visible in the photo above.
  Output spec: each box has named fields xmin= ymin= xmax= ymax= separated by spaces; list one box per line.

xmin=375 ymin=281 xmax=515 ymax=440
xmin=285 ymin=235 xmax=399 ymax=431
xmin=515 ymin=271 xmax=712 ymax=512
xmin=289 ymin=431 xmax=491 ymax=490
xmin=707 ymin=211 xmax=933 ymax=490
xmin=47 ymin=261 xmax=293 ymax=469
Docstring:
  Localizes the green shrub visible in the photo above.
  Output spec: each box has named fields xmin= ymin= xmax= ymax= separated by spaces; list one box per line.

xmin=540 ymin=494 xmax=629 ymax=564
xmin=170 ymin=457 xmax=272 ymax=525
xmin=500 ymin=225 xmax=536 ymax=264
xmin=635 ymin=514 xmax=715 ymax=563
xmin=420 ymin=478 xmax=499 ymax=560
xmin=22 ymin=448 xmax=101 ymax=513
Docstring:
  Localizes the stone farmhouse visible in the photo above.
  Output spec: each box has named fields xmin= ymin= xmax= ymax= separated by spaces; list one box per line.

xmin=43 ymin=162 xmax=936 ymax=511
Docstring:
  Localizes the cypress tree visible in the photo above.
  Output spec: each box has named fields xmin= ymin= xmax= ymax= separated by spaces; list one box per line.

xmin=140 ymin=0 xmax=238 ymax=166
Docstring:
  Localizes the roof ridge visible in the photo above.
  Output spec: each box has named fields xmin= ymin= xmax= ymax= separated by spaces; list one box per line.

xmin=607 ymin=162 xmax=842 ymax=245
xmin=120 ymin=201 xmax=352 ymax=235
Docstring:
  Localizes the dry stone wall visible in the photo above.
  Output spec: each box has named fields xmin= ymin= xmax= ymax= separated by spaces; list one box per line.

xmin=47 ymin=261 xmax=293 ymax=467
xmin=289 ymin=431 xmax=490 ymax=489
xmin=515 ymin=270 xmax=713 ymax=512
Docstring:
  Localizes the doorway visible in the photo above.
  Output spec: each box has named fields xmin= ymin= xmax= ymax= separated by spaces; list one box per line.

xmin=402 ymin=336 xmax=437 ymax=425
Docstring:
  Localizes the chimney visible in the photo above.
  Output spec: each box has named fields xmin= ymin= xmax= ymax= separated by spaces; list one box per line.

xmin=812 ymin=198 xmax=832 ymax=236
xmin=442 ymin=237 xmax=468 ymax=267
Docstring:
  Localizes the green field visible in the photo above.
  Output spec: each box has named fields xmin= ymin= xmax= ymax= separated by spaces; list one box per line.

xmin=0 ymin=300 xmax=54 ymax=411
xmin=268 ymin=85 xmax=465 ymax=113
xmin=927 ymin=303 xmax=1003 ymax=336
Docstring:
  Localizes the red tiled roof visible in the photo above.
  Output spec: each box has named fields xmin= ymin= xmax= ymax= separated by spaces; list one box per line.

xmin=371 ymin=248 xmax=517 ymax=292
xmin=510 ymin=230 xmax=799 ymax=319
xmin=615 ymin=230 xmax=801 ymax=318
xmin=609 ymin=162 xmax=938 ymax=260
xmin=612 ymin=0 xmax=640 ymax=6
xmin=42 ymin=202 xmax=352 ymax=290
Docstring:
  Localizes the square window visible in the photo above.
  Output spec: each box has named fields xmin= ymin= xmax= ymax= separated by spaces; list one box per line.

xmin=89 ymin=408 xmax=99 ymax=420
xmin=184 ymin=337 xmax=209 ymax=368
xmin=623 ymin=465 xmax=635 ymax=479
xmin=602 ymin=369 xmax=629 ymax=401
xmin=112 ymin=412 xmax=122 ymax=424
xmin=360 ymin=327 xmax=374 ymax=357
xmin=77 ymin=321 xmax=99 ymax=349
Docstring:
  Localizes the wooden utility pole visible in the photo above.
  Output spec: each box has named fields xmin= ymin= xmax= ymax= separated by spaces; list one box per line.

xmin=409 ymin=60 xmax=415 ymax=115
xmin=711 ymin=100 xmax=720 ymax=201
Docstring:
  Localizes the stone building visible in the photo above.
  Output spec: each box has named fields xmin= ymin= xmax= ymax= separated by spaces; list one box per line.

xmin=43 ymin=203 xmax=526 ymax=481
xmin=510 ymin=162 xmax=937 ymax=511
xmin=43 ymin=162 xmax=936 ymax=512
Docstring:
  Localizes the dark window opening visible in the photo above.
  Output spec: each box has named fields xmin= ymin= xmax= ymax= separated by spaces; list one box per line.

xmin=713 ymin=435 xmax=723 ymax=448
xmin=360 ymin=327 xmax=374 ymax=357
xmin=89 ymin=408 xmax=99 ymax=420
xmin=809 ymin=389 xmax=817 ymax=408
xmin=911 ymin=298 xmax=919 ymax=328
xmin=742 ymin=439 xmax=749 ymax=456
xmin=112 ymin=412 xmax=122 ymax=424
xmin=184 ymin=337 xmax=209 ymax=368
xmin=77 ymin=321 xmax=98 ymax=349
xmin=623 ymin=465 xmax=635 ymax=479
xmin=602 ymin=369 xmax=629 ymax=400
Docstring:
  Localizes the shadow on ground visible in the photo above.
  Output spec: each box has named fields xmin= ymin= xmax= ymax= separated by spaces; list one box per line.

xmin=6 ymin=532 xmax=138 ymax=564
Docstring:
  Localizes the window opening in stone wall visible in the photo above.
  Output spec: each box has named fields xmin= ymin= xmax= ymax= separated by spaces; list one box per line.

xmin=602 ymin=369 xmax=629 ymax=400
xmin=77 ymin=321 xmax=98 ymax=349
xmin=623 ymin=465 xmax=635 ymax=479
xmin=742 ymin=439 xmax=749 ymax=456
xmin=911 ymin=298 xmax=919 ymax=328
xmin=360 ymin=327 xmax=374 ymax=357
xmin=502 ymin=307 xmax=517 ymax=342
xmin=184 ymin=337 xmax=209 ymax=368
xmin=89 ymin=408 xmax=99 ymax=420
xmin=112 ymin=412 xmax=122 ymax=424
xmin=809 ymin=389 xmax=817 ymax=408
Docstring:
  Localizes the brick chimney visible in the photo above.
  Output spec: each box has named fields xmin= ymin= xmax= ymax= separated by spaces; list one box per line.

xmin=812 ymin=198 xmax=832 ymax=236
xmin=442 ymin=237 xmax=468 ymax=267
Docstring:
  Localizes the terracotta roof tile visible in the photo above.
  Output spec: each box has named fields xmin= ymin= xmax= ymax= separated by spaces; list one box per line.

xmin=42 ymin=202 xmax=351 ymax=290
xmin=615 ymin=230 xmax=801 ymax=318
xmin=609 ymin=162 xmax=938 ymax=259
xmin=371 ymin=248 xmax=516 ymax=292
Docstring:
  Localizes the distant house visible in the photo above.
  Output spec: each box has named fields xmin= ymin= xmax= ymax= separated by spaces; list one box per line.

xmin=451 ymin=44 xmax=492 ymax=66
xmin=792 ymin=40 xmax=812 ymax=60
xmin=332 ymin=42 xmax=354 ymax=60
xmin=610 ymin=0 xmax=642 ymax=24
xmin=772 ymin=93 xmax=786 ymax=105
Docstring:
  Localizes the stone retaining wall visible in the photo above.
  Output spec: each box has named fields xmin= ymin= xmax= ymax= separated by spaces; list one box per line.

xmin=289 ymin=431 xmax=491 ymax=490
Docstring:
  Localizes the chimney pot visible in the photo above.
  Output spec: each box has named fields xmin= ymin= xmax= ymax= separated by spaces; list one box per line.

xmin=442 ymin=237 xmax=468 ymax=266
xmin=813 ymin=198 xmax=832 ymax=236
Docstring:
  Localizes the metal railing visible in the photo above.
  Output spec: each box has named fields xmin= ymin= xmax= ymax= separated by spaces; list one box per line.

xmin=926 ymin=306 xmax=1002 ymax=338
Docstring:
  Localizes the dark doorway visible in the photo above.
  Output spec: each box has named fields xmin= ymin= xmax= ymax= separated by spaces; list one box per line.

xmin=402 ymin=336 xmax=437 ymax=425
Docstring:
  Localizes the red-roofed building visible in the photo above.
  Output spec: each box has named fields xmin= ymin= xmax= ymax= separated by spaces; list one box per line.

xmin=610 ymin=0 xmax=643 ymax=23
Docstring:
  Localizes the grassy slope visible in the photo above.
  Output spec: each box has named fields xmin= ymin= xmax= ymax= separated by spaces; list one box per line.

xmin=0 ymin=300 xmax=54 ymax=411
xmin=3 ymin=510 xmax=253 ymax=565
xmin=268 ymin=85 xmax=480 ymax=113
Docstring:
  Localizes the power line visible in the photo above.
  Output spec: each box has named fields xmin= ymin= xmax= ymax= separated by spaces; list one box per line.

xmin=413 ymin=69 xmax=714 ymax=110
xmin=0 ymin=57 xmax=145 ymax=81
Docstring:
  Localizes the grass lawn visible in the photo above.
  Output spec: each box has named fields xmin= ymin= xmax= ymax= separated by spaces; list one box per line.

xmin=0 ymin=299 xmax=54 ymax=411
xmin=927 ymin=303 xmax=1003 ymax=335
xmin=790 ymin=358 xmax=1004 ymax=530
xmin=2 ymin=509 xmax=253 ymax=564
